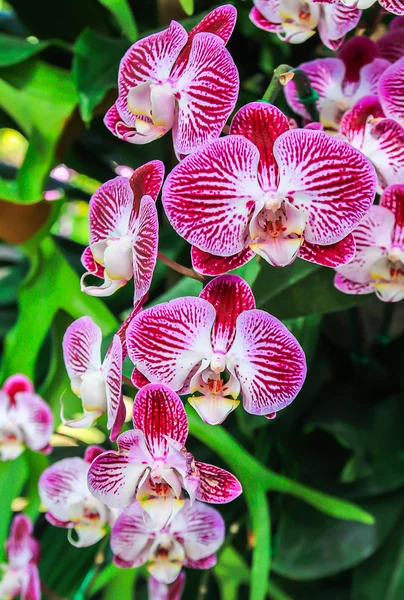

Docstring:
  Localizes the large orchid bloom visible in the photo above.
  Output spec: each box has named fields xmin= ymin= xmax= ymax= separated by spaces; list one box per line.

xmin=39 ymin=446 xmax=115 ymax=548
xmin=285 ymin=36 xmax=391 ymax=129
xmin=127 ymin=275 xmax=307 ymax=424
xmin=81 ymin=160 xmax=163 ymax=298
xmin=338 ymin=0 xmax=404 ymax=16
xmin=62 ymin=316 xmax=124 ymax=441
xmin=249 ymin=0 xmax=361 ymax=50
xmin=0 ymin=514 xmax=40 ymax=600
xmin=335 ymin=185 xmax=404 ymax=303
xmin=162 ymin=102 xmax=376 ymax=275
xmin=87 ymin=384 xmax=242 ymax=530
xmin=0 ymin=374 xmax=53 ymax=461
xmin=148 ymin=573 xmax=185 ymax=600
xmin=105 ymin=6 xmax=239 ymax=157
xmin=111 ymin=500 xmax=224 ymax=585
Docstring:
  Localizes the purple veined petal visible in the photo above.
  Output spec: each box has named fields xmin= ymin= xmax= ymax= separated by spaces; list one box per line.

xmin=102 ymin=334 xmax=124 ymax=441
xmin=228 ymin=309 xmax=307 ymax=415
xmin=249 ymin=6 xmax=283 ymax=33
xmin=39 ymin=457 xmax=89 ymax=524
xmin=88 ymin=430 xmax=152 ymax=508
xmin=379 ymin=57 xmax=404 ymax=122
xmin=252 ymin=0 xmax=283 ymax=24
xmin=380 ymin=184 xmax=404 ymax=249
xmin=118 ymin=21 xmax=188 ymax=98
xmin=2 ymin=374 xmax=34 ymax=400
xmin=129 ymin=195 xmax=159 ymax=302
xmin=274 ymin=129 xmax=377 ymax=245
xmin=191 ymin=246 xmax=255 ymax=276
xmin=200 ymin=275 xmax=255 ymax=354
xmin=129 ymin=160 xmax=165 ymax=209
xmin=132 ymin=367 xmax=151 ymax=389
xmin=104 ymin=103 xmax=139 ymax=142
xmin=13 ymin=392 xmax=53 ymax=453
xmin=111 ymin=501 xmax=155 ymax=567
xmin=126 ymin=297 xmax=215 ymax=391
xmin=340 ymin=95 xmax=384 ymax=149
xmin=81 ymin=246 xmax=104 ymax=279
xmin=376 ymin=26 xmax=404 ymax=63
xmin=132 ymin=384 xmax=188 ymax=457
xmin=378 ymin=0 xmax=404 ymax=15
xmin=88 ymin=176 xmax=133 ymax=247
xmin=170 ymin=500 xmax=225 ymax=561
xmin=361 ymin=118 xmax=404 ymax=192
xmin=21 ymin=563 xmax=41 ymax=600
xmin=317 ymin=3 xmax=361 ymax=51
xmin=116 ymin=294 xmax=147 ymax=360
xmin=173 ymin=33 xmax=239 ymax=157
xmin=230 ymin=102 xmax=290 ymax=192
xmin=163 ymin=135 xmax=262 ymax=257
xmin=195 ymin=462 xmax=242 ymax=504
xmin=6 ymin=514 xmax=36 ymax=569
xmin=299 ymin=234 xmax=356 ymax=268
xmin=148 ymin=572 xmax=186 ymax=600
xmin=334 ymin=273 xmax=376 ymax=295
xmin=185 ymin=554 xmax=217 ymax=569
xmin=63 ymin=317 xmax=102 ymax=393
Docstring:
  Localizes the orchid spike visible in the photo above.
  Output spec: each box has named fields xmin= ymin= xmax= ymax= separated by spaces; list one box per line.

xmin=162 ymin=102 xmax=375 ymax=274
xmin=62 ymin=316 xmax=124 ymax=441
xmin=105 ymin=6 xmax=239 ymax=158
xmin=111 ymin=500 xmax=224 ymax=584
xmin=284 ymin=36 xmax=390 ymax=130
xmin=127 ymin=275 xmax=307 ymax=423
xmin=0 ymin=514 xmax=40 ymax=600
xmin=148 ymin=573 xmax=186 ymax=600
xmin=335 ymin=185 xmax=404 ymax=303
xmin=81 ymin=160 xmax=163 ymax=299
xmin=0 ymin=374 xmax=53 ymax=461
xmin=87 ymin=384 xmax=242 ymax=528
xmin=38 ymin=446 xmax=116 ymax=548
xmin=249 ymin=0 xmax=361 ymax=50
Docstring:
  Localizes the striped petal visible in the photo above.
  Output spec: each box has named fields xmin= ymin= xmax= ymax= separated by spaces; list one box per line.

xmin=2 ymin=374 xmax=34 ymax=401
xmin=274 ymin=129 xmax=377 ymax=245
xmin=132 ymin=384 xmax=188 ymax=457
xmin=200 ymin=275 xmax=255 ymax=354
xmin=380 ymin=184 xmax=404 ymax=248
xmin=130 ymin=195 xmax=159 ymax=302
xmin=334 ymin=274 xmax=375 ymax=295
xmin=227 ymin=309 xmax=307 ymax=415
xmin=170 ymin=500 xmax=225 ymax=560
xmin=104 ymin=103 xmax=140 ymax=143
xmin=379 ymin=0 xmax=404 ymax=15
xmin=299 ymin=234 xmax=356 ymax=268
xmin=129 ymin=159 xmax=165 ymax=208
xmin=195 ymin=462 xmax=242 ymax=504
xmin=191 ymin=246 xmax=255 ymax=276
xmin=81 ymin=246 xmax=104 ymax=279
xmin=376 ymin=27 xmax=404 ymax=63
xmin=89 ymin=176 xmax=133 ymax=246
xmin=361 ymin=118 xmax=404 ymax=192
xmin=63 ymin=316 xmax=102 ymax=393
xmin=163 ymin=136 xmax=261 ymax=257
xmin=173 ymin=33 xmax=239 ymax=157
xmin=318 ymin=3 xmax=361 ymax=51
xmin=21 ymin=563 xmax=41 ymax=600
xmin=340 ymin=95 xmax=384 ymax=149
xmin=13 ymin=392 xmax=53 ymax=453
xmin=6 ymin=514 xmax=37 ymax=569
xmin=126 ymin=297 xmax=215 ymax=391
xmin=102 ymin=334 xmax=124 ymax=441
xmin=111 ymin=502 xmax=154 ymax=567
xmin=379 ymin=57 xmax=404 ymax=122
xmin=249 ymin=6 xmax=283 ymax=32
xmin=229 ymin=102 xmax=289 ymax=191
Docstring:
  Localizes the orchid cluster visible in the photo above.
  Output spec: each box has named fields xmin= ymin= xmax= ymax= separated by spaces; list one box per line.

xmin=2 ymin=2 xmax=404 ymax=598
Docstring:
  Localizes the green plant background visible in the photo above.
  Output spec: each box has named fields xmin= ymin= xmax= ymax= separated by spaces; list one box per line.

xmin=0 ymin=1 xmax=403 ymax=599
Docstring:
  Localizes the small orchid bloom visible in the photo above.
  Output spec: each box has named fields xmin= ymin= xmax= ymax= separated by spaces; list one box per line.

xmin=111 ymin=500 xmax=224 ymax=584
xmin=249 ymin=0 xmax=361 ymax=50
xmin=127 ymin=275 xmax=306 ymax=424
xmin=105 ymin=6 xmax=239 ymax=157
xmin=0 ymin=374 xmax=53 ymax=461
xmin=39 ymin=446 xmax=115 ymax=548
xmin=87 ymin=384 xmax=242 ymax=530
xmin=162 ymin=102 xmax=375 ymax=275
xmin=148 ymin=573 xmax=185 ymax=600
xmin=62 ymin=316 xmax=124 ymax=441
xmin=285 ymin=36 xmax=391 ymax=129
xmin=0 ymin=514 xmax=40 ymax=600
xmin=335 ymin=185 xmax=404 ymax=302
xmin=340 ymin=96 xmax=404 ymax=193
xmin=81 ymin=160 xmax=163 ymax=298
xmin=338 ymin=0 xmax=404 ymax=16
xmin=376 ymin=17 xmax=404 ymax=63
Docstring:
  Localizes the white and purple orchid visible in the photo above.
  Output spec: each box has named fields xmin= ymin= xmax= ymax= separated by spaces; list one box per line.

xmin=249 ymin=0 xmax=361 ymax=49
xmin=285 ymin=36 xmax=391 ymax=129
xmin=162 ymin=102 xmax=376 ymax=275
xmin=105 ymin=6 xmax=239 ymax=157
xmin=335 ymin=185 xmax=404 ymax=302
xmin=87 ymin=384 xmax=242 ymax=530
xmin=148 ymin=573 xmax=185 ymax=600
xmin=38 ymin=446 xmax=115 ymax=548
xmin=81 ymin=160 xmax=163 ymax=299
xmin=0 ymin=374 xmax=53 ymax=461
xmin=111 ymin=500 xmax=224 ymax=584
xmin=62 ymin=316 xmax=124 ymax=440
xmin=0 ymin=514 xmax=40 ymax=600
xmin=126 ymin=275 xmax=307 ymax=424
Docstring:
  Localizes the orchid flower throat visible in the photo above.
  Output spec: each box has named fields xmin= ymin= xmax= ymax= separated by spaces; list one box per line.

xmin=249 ymin=194 xmax=306 ymax=244
xmin=126 ymin=78 xmax=180 ymax=137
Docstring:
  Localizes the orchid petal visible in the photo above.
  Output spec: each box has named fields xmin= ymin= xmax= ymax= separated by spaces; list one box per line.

xmin=13 ymin=393 xmax=53 ymax=453
xmin=88 ymin=176 xmax=133 ymax=247
xmin=318 ymin=3 xmax=361 ymax=51
xmin=378 ymin=0 xmax=404 ymax=15
xmin=170 ymin=500 xmax=225 ymax=560
xmin=129 ymin=195 xmax=159 ymax=302
xmin=249 ymin=6 xmax=283 ymax=33
xmin=68 ymin=524 xmax=107 ymax=548
xmin=250 ymin=236 xmax=303 ymax=267
xmin=81 ymin=246 xmax=104 ymax=279
xmin=141 ymin=496 xmax=185 ymax=532
xmin=84 ymin=445 xmax=105 ymax=463
xmin=376 ymin=28 xmax=404 ymax=63
xmin=379 ymin=57 xmax=404 ymax=122
xmin=148 ymin=536 xmax=185 ymax=585
xmin=195 ymin=462 xmax=242 ymax=504
xmin=361 ymin=118 xmax=404 ymax=192
xmin=185 ymin=554 xmax=217 ymax=569
xmin=104 ymin=103 xmax=139 ymax=142
xmin=191 ymin=246 xmax=255 ymax=276
xmin=129 ymin=160 xmax=165 ymax=207
xmin=6 ymin=514 xmax=35 ymax=569
xmin=339 ymin=95 xmax=384 ymax=149
xmin=188 ymin=391 xmax=239 ymax=426
xmin=116 ymin=295 xmax=146 ymax=360
xmin=21 ymin=564 xmax=41 ymax=600
xmin=148 ymin=573 xmax=186 ymax=600
xmin=337 ymin=36 xmax=379 ymax=87
xmin=102 ymin=334 xmax=124 ymax=440
xmin=63 ymin=316 xmax=102 ymax=394
xmin=2 ymin=374 xmax=34 ymax=399
xmin=334 ymin=274 xmax=375 ymax=295
xmin=111 ymin=502 xmax=154 ymax=567
xmin=380 ymin=184 xmax=404 ymax=248
xmin=299 ymin=234 xmax=356 ymax=268
xmin=60 ymin=403 xmax=102 ymax=429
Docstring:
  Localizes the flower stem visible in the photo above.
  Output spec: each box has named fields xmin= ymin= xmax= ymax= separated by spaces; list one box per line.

xmin=262 ymin=64 xmax=295 ymax=104
xmin=157 ymin=251 xmax=205 ymax=282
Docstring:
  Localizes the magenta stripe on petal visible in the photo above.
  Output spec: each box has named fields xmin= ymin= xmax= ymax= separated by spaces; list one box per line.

xmin=299 ymin=234 xmax=356 ymax=268
xmin=191 ymin=246 xmax=254 ymax=276
xmin=380 ymin=184 xmax=404 ymax=248
xmin=334 ymin=273 xmax=375 ymax=295
xmin=249 ymin=6 xmax=282 ymax=33
xmin=63 ymin=316 xmax=102 ymax=381
xmin=103 ymin=334 xmax=124 ymax=440
xmin=363 ymin=119 xmax=404 ymax=191
xmin=14 ymin=392 xmax=53 ymax=453
xmin=89 ymin=176 xmax=133 ymax=246
xmin=129 ymin=160 xmax=165 ymax=210
xmin=195 ymin=461 xmax=242 ymax=504
xmin=379 ymin=0 xmax=404 ymax=15
xmin=379 ymin=57 xmax=404 ymax=122
xmin=340 ymin=95 xmax=384 ymax=150
xmin=81 ymin=246 xmax=104 ymax=279
xmin=130 ymin=195 xmax=159 ymax=302
xmin=170 ymin=500 xmax=225 ymax=560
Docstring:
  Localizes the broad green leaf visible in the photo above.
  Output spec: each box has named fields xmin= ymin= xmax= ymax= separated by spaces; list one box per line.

xmin=0 ymin=35 xmax=50 ymax=67
xmin=73 ymin=29 xmax=129 ymax=123
xmin=0 ymin=456 xmax=28 ymax=560
xmin=179 ymin=0 xmax=195 ymax=16
xmin=101 ymin=568 xmax=138 ymax=600
xmin=97 ymin=0 xmax=138 ymax=41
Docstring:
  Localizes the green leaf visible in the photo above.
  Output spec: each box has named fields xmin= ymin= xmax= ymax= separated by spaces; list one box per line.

xmin=231 ymin=256 xmax=261 ymax=287
xmin=179 ymin=0 xmax=195 ymax=16
xmin=73 ymin=29 xmax=129 ymax=123
xmin=0 ymin=35 xmax=50 ymax=67
xmin=150 ymin=276 xmax=203 ymax=306
xmin=0 ymin=456 xmax=28 ymax=561
xmin=97 ymin=0 xmax=138 ymax=41
xmin=101 ymin=569 xmax=138 ymax=600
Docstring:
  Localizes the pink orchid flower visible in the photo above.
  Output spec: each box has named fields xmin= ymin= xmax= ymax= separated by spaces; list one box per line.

xmin=39 ymin=446 xmax=116 ymax=548
xmin=376 ymin=17 xmax=404 ymax=63
xmin=162 ymin=102 xmax=376 ymax=275
xmin=335 ymin=185 xmax=404 ymax=302
xmin=379 ymin=57 xmax=404 ymax=125
xmin=105 ymin=6 xmax=239 ymax=157
xmin=148 ymin=573 xmax=185 ymax=600
xmin=0 ymin=374 xmax=53 ymax=461
xmin=337 ymin=0 xmax=404 ymax=16
xmin=87 ymin=384 xmax=242 ymax=530
xmin=285 ymin=36 xmax=391 ymax=129
xmin=62 ymin=316 xmax=124 ymax=440
xmin=81 ymin=160 xmax=163 ymax=298
xmin=111 ymin=500 xmax=224 ymax=584
xmin=249 ymin=0 xmax=361 ymax=50
xmin=127 ymin=275 xmax=307 ymax=424
xmin=0 ymin=514 xmax=40 ymax=600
